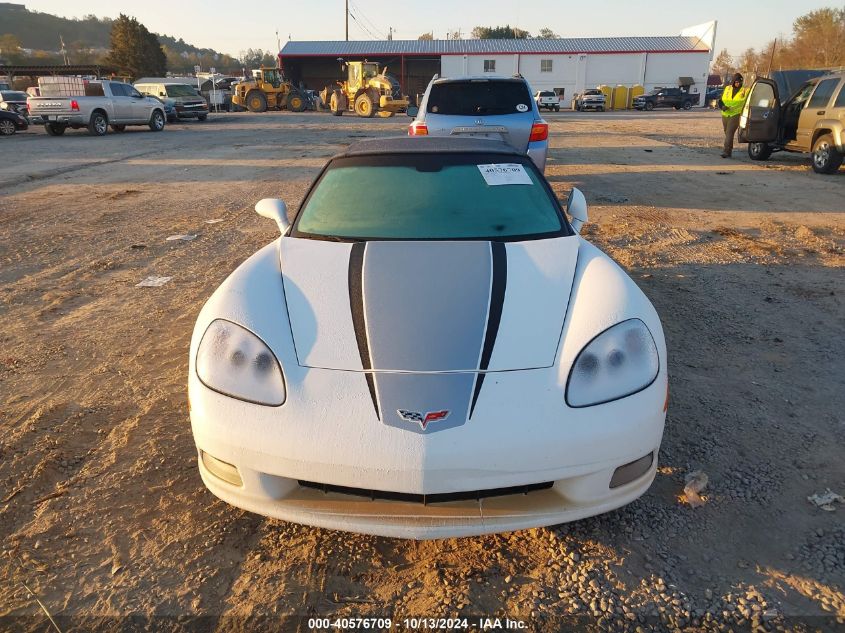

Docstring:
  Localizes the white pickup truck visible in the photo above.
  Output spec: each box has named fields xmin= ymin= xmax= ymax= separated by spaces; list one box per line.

xmin=534 ymin=90 xmax=561 ymax=112
xmin=27 ymin=80 xmax=167 ymax=136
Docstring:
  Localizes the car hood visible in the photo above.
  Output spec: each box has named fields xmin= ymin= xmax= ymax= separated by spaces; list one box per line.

xmin=279 ymin=236 xmax=579 ymax=373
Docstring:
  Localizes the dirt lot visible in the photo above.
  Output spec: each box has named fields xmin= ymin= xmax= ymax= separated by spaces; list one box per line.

xmin=1 ymin=110 xmax=843 ymax=632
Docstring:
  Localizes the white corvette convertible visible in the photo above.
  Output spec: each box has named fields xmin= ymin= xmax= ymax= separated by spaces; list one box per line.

xmin=189 ymin=137 xmax=668 ymax=539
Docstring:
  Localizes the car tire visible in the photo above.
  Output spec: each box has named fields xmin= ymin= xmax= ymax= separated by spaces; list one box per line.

xmin=148 ymin=109 xmax=165 ymax=132
xmin=811 ymin=134 xmax=844 ymax=174
xmin=598 ymin=106 xmax=605 ymax=112
xmin=111 ymin=124 xmax=126 ymax=132
xmin=246 ymin=91 xmax=267 ymax=113
xmin=167 ymin=114 xmax=177 ymax=123
xmin=198 ymin=114 xmax=208 ymax=121
xmin=748 ymin=142 xmax=772 ymax=161
xmin=354 ymin=93 xmax=375 ymax=118
xmin=0 ymin=119 xmax=15 ymax=135
xmin=45 ymin=122 xmax=66 ymax=136
xmin=88 ymin=111 xmax=108 ymax=136
xmin=554 ymin=105 xmax=560 ymax=112
xmin=645 ymin=102 xmax=654 ymax=111
xmin=683 ymin=100 xmax=692 ymax=110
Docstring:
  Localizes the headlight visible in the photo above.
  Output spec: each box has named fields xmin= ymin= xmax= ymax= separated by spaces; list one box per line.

xmin=196 ymin=319 xmax=286 ymax=406
xmin=566 ymin=319 xmax=658 ymax=407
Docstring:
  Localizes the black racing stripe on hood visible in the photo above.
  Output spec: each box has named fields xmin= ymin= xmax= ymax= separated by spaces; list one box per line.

xmin=470 ymin=241 xmax=507 ymax=418
xmin=348 ymin=241 xmax=380 ymax=419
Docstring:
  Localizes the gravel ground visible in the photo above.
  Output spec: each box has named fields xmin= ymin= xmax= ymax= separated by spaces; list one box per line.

xmin=0 ymin=110 xmax=843 ymax=632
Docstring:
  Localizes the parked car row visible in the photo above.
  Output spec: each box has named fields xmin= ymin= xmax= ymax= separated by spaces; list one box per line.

xmin=6 ymin=76 xmax=214 ymax=137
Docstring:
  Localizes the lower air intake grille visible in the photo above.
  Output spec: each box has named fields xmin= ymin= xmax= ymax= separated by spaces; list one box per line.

xmin=297 ymin=480 xmax=554 ymax=505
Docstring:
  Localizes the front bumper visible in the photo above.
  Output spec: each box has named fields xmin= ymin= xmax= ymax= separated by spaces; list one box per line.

xmin=190 ymin=363 xmax=665 ymax=538
xmin=175 ymin=105 xmax=208 ymax=118
xmin=378 ymin=95 xmax=409 ymax=112
xmin=197 ymin=446 xmax=658 ymax=539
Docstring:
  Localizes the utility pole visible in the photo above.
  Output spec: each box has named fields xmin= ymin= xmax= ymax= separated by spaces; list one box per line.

xmin=59 ymin=34 xmax=68 ymax=65
xmin=388 ymin=27 xmax=393 ymax=41
xmin=765 ymin=38 xmax=778 ymax=77
xmin=345 ymin=0 xmax=349 ymax=41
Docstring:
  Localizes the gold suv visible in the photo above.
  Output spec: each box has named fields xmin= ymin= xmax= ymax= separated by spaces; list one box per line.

xmin=739 ymin=71 xmax=845 ymax=173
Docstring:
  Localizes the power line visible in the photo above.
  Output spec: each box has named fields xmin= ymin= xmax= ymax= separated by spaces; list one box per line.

xmin=350 ymin=0 xmax=384 ymax=38
xmin=348 ymin=12 xmax=375 ymax=39
xmin=348 ymin=11 xmax=381 ymax=40
xmin=349 ymin=0 xmax=386 ymax=39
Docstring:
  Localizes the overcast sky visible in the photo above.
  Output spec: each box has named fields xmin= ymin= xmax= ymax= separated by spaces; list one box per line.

xmin=22 ymin=0 xmax=836 ymax=58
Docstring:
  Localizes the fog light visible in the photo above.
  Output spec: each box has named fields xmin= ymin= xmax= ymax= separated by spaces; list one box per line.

xmin=609 ymin=452 xmax=654 ymax=489
xmin=201 ymin=451 xmax=243 ymax=487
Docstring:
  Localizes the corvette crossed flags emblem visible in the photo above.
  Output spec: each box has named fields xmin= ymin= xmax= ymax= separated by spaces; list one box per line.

xmin=397 ymin=409 xmax=450 ymax=430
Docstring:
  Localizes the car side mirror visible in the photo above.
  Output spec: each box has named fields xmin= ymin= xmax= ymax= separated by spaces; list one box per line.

xmin=159 ymin=91 xmax=166 ymax=97
xmin=255 ymin=198 xmax=291 ymax=235
xmin=406 ymin=105 xmax=419 ymax=117
xmin=566 ymin=188 xmax=588 ymax=234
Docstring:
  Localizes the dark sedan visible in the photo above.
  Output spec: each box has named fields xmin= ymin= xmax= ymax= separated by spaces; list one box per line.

xmin=0 ymin=110 xmax=28 ymax=135
xmin=0 ymin=90 xmax=29 ymax=116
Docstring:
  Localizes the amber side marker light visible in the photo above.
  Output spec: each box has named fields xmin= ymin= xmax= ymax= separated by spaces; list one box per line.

xmin=201 ymin=451 xmax=243 ymax=487
xmin=609 ymin=452 xmax=654 ymax=489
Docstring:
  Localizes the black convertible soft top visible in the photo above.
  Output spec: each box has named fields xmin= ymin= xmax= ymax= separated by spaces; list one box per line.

xmin=337 ymin=136 xmax=521 ymax=159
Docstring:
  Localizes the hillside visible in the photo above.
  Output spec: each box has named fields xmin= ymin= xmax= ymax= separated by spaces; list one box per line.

xmin=0 ymin=2 xmax=230 ymax=58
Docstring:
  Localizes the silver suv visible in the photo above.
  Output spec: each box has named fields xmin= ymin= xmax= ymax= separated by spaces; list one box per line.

xmin=408 ymin=75 xmax=549 ymax=171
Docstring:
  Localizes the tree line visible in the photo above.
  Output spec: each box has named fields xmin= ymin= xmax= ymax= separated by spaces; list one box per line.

xmin=419 ymin=26 xmax=559 ymax=40
xmin=0 ymin=6 xmax=245 ymax=76
xmin=711 ymin=7 xmax=844 ymax=80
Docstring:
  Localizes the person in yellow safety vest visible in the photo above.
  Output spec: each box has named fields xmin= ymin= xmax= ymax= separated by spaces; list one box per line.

xmin=718 ymin=73 xmax=750 ymax=158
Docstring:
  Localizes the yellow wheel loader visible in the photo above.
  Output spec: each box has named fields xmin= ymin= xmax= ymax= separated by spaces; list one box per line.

xmin=232 ymin=67 xmax=306 ymax=113
xmin=320 ymin=61 xmax=409 ymax=118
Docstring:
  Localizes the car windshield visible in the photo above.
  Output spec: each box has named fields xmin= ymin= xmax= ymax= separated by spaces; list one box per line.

xmin=294 ymin=154 xmax=566 ymax=241
xmin=584 ymin=90 xmax=602 ymax=96
xmin=539 ymin=91 xmax=555 ymax=97
xmin=165 ymin=84 xmax=199 ymax=97
xmin=427 ymin=80 xmax=533 ymax=116
xmin=1 ymin=91 xmax=27 ymax=101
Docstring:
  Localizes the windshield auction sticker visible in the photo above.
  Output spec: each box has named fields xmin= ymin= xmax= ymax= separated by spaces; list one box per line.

xmin=477 ymin=163 xmax=533 ymax=186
